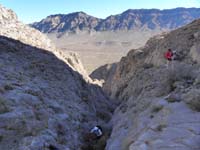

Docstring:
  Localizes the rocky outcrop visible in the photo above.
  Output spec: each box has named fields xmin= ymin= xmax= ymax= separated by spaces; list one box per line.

xmin=32 ymin=8 xmax=200 ymax=33
xmin=90 ymin=63 xmax=117 ymax=87
xmin=53 ymin=50 xmax=90 ymax=82
xmin=102 ymin=19 xmax=200 ymax=149
xmin=0 ymin=4 xmax=90 ymax=80
xmin=0 ymin=35 xmax=113 ymax=150
xmin=0 ymin=4 xmax=55 ymax=51
xmin=0 ymin=5 xmax=113 ymax=150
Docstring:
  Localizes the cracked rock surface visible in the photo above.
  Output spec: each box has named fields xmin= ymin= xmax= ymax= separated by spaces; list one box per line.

xmin=101 ymin=19 xmax=200 ymax=150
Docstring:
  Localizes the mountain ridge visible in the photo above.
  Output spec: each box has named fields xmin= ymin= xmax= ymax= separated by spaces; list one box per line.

xmin=31 ymin=7 xmax=200 ymax=33
xmin=31 ymin=7 xmax=200 ymax=73
xmin=31 ymin=11 xmax=102 ymax=33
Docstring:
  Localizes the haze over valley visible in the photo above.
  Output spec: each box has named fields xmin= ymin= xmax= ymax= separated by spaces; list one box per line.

xmin=32 ymin=8 xmax=200 ymax=73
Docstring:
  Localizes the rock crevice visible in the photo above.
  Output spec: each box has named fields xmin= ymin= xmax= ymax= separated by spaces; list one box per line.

xmin=94 ymin=19 xmax=200 ymax=150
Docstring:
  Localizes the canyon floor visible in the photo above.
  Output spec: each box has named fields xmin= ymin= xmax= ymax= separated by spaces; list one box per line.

xmin=47 ymin=30 xmax=163 ymax=73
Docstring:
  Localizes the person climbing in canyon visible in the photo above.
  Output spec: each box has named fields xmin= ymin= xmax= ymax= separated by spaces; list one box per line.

xmin=90 ymin=125 xmax=103 ymax=140
xmin=164 ymin=48 xmax=174 ymax=69
xmin=83 ymin=125 xmax=103 ymax=142
xmin=82 ymin=125 xmax=103 ymax=149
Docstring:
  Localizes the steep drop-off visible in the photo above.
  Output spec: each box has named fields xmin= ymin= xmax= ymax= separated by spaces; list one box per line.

xmin=0 ymin=35 xmax=113 ymax=150
xmin=0 ymin=5 xmax=113 ymax=150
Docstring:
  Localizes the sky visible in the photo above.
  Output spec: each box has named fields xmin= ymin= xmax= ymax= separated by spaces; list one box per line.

xmin=0 ymin=0 xmax=200 ymax=23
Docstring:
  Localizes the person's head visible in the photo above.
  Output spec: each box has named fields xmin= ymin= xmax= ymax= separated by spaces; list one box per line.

xmin=96 ymin=125 xmax=102 ymax=131
xmin=168 ymin=49 xmax=172 ymax=52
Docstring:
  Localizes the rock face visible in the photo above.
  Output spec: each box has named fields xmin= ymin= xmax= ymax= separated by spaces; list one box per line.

xmin=0 ymin=35 xmax=112 ymax=150
xmin=0 ymin=5 xmax=113 ymax=150
xmin=100 ymin=19 xmax=200 ymax=150
xmin=0 ymin=4 xmax=55 ymax=51
xmin=31 ymin=8 xmax=200 ymax=33
xmin=0 ymin=4 xmax=89 ymax=79
xmin=31 ymin=12 xmax=102 ymax=33
xmin=96 ymin=8 xmax=200 ymax=31
xmin=90 ymin=63 xmax=117 ymax=89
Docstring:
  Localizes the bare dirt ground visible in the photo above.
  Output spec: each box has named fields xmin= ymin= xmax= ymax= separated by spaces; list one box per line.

xmin=47 ymin=30 xmax=163 ymax=73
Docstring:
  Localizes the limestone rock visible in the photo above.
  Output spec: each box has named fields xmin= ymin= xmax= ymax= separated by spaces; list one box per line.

xmin=90 ymin=63 xmax=117 ymax=89
xmin=103 ymin=19 xmax=200 ymax=150
xmin=0 ymin=35 xmax=112 ymax=150
xmin=0 ymin=5 xmax=90 ymax=79
xmin=0 ymin=4 xmax=55 ymax=51
xmin=0 ymin=5 xmax=112 ymax=150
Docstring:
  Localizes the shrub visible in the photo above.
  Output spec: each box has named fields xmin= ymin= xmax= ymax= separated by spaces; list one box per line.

xmin=183 ymin=89 xmax=200 ymax=112
xmin=25 ymin=89 xmax=40 ymax=97
xmin=167 ymin=64 xmax=196 ymax=88
xmin=186 ymin=96 xmax=200 ymax=112
xmin=0 ymin=97 xmax=9 ymax=114
xmin=0 ymin=135 xmax=3 ymax=142
xmin=156 ymin=124 xmax=167 ymax=132
xmin=166 ymin=94 xmax=181 ymax=103
xmin=150 ymin=114 xmax=154 ymax=118
xmin=143 ymin=63 xmax=154 ymax=69
xmin=4 ymin=84 xmax=14 ymax=91
xmin=151 ymin=105 xmax=163 ymax=113
xmin=56 ymin=123 xmax=66 ymax=136
xmin=96 ymin=111 xmax=111 ymax=122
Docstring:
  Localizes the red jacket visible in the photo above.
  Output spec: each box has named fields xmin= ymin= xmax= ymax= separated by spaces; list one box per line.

xmin=165 ymin=51 xmax=173 ymax=60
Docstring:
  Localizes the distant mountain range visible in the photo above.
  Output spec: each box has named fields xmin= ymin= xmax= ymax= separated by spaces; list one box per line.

xmin=31 ymin=8 xmax=200 ymax=33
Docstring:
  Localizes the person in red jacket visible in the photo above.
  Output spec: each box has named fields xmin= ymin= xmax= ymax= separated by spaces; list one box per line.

xmin=164 ymin=49 xmax=173 ymax=69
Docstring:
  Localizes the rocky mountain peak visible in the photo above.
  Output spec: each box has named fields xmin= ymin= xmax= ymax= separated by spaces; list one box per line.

xmin=32 ymin=7 xmax=200 ymax=33
xmin=0 ymin=4 xmax=55 ymax=51
xmin=32 ymin=11 xmax=101 ymax=33
xmin=69 ymin=11 xmax=88 ymax=17
xmin=122 ymin=8 xmax=160 ymax=14
xmin=0 ymin=4 xmax=17 ymax=21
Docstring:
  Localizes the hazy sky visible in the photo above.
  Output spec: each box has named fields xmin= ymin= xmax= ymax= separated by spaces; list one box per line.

xmin=0 ymin=0 xmax=200 ymax=23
